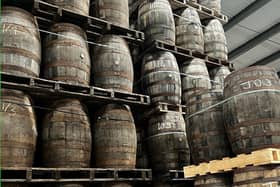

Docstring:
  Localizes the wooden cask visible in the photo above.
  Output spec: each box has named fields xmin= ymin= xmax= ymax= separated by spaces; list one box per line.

xmin=138 ymin=0 xmax=176 ymax=45
xmin=93 ymin=35 xmax=134 ymax=92
xmin=204 ymin=19 xmax=228 ymax=61
xmin=198 ymin=0 xmax=221 ymax=13
xmin=195 ymin=174 xmax=232 ymax=187
xmin=1 ymin=89 xmax=37 ymax=167
xmin=1 ymin=6 xmax=41 ymax=77
xmin=209 ymin=66 xmax=231 ymax=90
xmin=181 ymin=59 xmax=211 ymax=105
xmin=142 ymin=52 xmax=181 ymax=104
xmin=186 ymin=90 xmax=231 ymax=164
xmin=44 ymin=23 xmax=91 ymax=85
xmin=147 ymin=112 xmax=190 ymax=173
xmin=223 ymin=66 xmax=280 ymax=154
xmin=43 ymin=0 xmax=90 ymax=16
xmin=175 ymin=8 xmax=204 ymax=54
xmin=234 ymin=165 xmax=280 ymax=187
xmin=94 ymin=104 xmax=137 ymax=168
xmin=94 ymin=0 xmax=129 ymax=28
xmin=42 ymin=99 xmax=92 ymax=168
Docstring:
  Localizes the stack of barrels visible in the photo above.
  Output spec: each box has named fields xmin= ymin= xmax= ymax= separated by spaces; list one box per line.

xmin=138 ymin=1 xmax=191 ymax=186
xmin=223 ymin=66 xmax=280 ymax=187
xmin=1 ymin=1 xmax=136 ymax=187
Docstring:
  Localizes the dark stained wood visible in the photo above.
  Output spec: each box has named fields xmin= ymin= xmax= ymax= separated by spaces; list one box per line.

xmin=186 ymin=90 xmax=231 ymax=164
xmin=138 ymin=0 xmax=176 ymax=45
xmin=181 ymin=59 xmax=211 ymax=105
xmin=43 ymin=0 xmax=90 ymax=16
xmin=41 ymin=99 xmax=92 ymax=168
xmin=234 ymin=165 xmax=280 ymax=187
xmin=204 ymin=19 xmax=228 ymax=61
xmin=142 ymin=51 xmax=181 ymax=104
xmin=195 ymin=174 xmax=232 ymax=187
xmin=147 ymin=112 xmax=190 ymax=173
xmin=93 ymin=35 xmax=134 ymax=92
xmin=1 ymin=89 xmax=37 ymax=168
xmin=175 ymin=8 xmax=204 ymax=54
xmin=1 ymin=6 xmax=41 ymax=77
xmin=223 ymin=66 xmax=280 ymax=155
xmin=94 ymin=0 xmax=129 ymax=28
xmin=93 ymin=104 xmax=137 ymax=168
xmin=44 ymin=23 xmax=91 ymax=86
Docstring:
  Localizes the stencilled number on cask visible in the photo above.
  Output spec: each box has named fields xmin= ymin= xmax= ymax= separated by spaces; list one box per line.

xmin=240 ymin=79 xmax=272 ymax=90
xmin=0 ymin=103 xmax=16 ymax=114
xmin=158 ymin=122 xmax=178 ymax=130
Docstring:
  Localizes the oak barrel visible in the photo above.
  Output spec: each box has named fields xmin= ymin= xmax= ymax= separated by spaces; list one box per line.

xmin=43 ymin=0 xmax=90 ymax=16
xmin=94 ymin=0 xmax=129 ymax=28
xmin=92 ymin=35 xmax=134 ymax=92
xmin=44 ymin=23 xmax=91 ymax=85
xmin=94 ymin=104 xmax=137 ymax=168
xmin=204 ymin=19 xmax=228 ymax=61
xmin=209 ymin=66 xmax=231 ymax=90
xmin=223 ymin=66 xmax=280 ymax=154
xmin=1 ymin=6 xmax=41 ymax=77
xmin=1 ymin=89 xmax=37 ymax=167
xmin=138 ymin=0 xmax=176 ymax=45
xmin=147 ymin=112 xmax=190 ymax=173
xmin=175 ymin=8 xmax=204 ymax=53
xmin=186 ymin=90 xmax=231 ymax=164
xmin=142 ymin=52 xmax=181 ymax=104
xmin=198 ymin=0 xmax=221 ymax=13
xmin=234 ymin=165 xmax=280 ymax=187
xmin=195 ymin=174 xmax=232 ymax=187
xmin=181 ymin=59 xmax=211 ymax=105
xmin=41 ymin=99 xmax=92 ymax=168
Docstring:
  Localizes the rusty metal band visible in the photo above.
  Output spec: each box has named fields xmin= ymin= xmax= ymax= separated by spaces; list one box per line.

xmin=44 ymin=39 xmax=86 ymax=49
xmin=225 ymin=118 xmax=280 ymax=131
xmin=234 ymin=177 xmax=280 ymax=186
xmin=146 ymin=80 xmax=181 ymax=87
xmin=228 ymin=131 xmax=280 ymax=144
xmin=94 ymin=71 xmax=133 ymax=81
xmin=2 ymin=65 xmax=39 ymax=77
xmin=44 ymin=61 xmax=91 ymax=71
xmin=142 ymin=67 xmax=180 ymax=75
xmin=1 ymin=47 xmax=41 ymax=63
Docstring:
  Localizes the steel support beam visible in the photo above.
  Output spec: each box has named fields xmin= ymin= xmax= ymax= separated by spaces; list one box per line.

xmin=224 ymin=0 xmax=272 ymax=31
xmin=229 ymin=22 xmax=280 ymax=60
xmin=250 ymin=50 xmax=280 ymax=66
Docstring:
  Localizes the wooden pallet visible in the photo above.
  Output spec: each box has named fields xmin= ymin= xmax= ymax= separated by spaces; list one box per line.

xmin=142 ymin=103 xmax=186 ymax=119
xmin=184 ymin=148 xmax=280 ymax=178
xmin=1 ymin=72 xmax=150 ymax=106
xmin=168 ymin=0 xmax=228 ymax=24
xmin=1 ymin=167 xmax=152 ymax=183
xmin=163 ymin=170 xmax=194 ymax=182
xmin=138 ymin=40 xmax=233 ymax=70
xmin=2 ymin=0 xmax=144 ymax=44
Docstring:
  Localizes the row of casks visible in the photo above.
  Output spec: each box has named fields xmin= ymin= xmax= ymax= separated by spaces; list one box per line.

xmin=43 ymin=0 xmax=130 ymax=28
xmin=189 ymin=66 xmax=280 ymax=187
xmin=1 ymin=6 xmax=134 ymax=92
xmin=1 ymin=89 xmax=136 ymax=187
xmin=138 ymin=0 xmax=228 ymax=61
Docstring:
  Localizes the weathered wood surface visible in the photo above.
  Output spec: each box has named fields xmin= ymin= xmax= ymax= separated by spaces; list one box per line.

xmin=223 ymin=66 xmax=280 ymax=154
xmin=44 ymin=23 xmax=91 ymax=86
xmin=142 ymin=51 xmax=181 ymax=104
xmin=42 ymin=99 xmax=92 ymax=168
xmin=93 ymin=35 xmax=134 ymax=92
xmin=1 ymin=6 xmax=41 ymax=77
xmin=94 ymin=104 xmax=137 ymax=168
xmin=138 ymin=0 xmax=176 ymax=45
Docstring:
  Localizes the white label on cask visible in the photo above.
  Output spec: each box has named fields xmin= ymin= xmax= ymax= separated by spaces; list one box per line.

xmin=240 ymin=79 xmax=272 ymax=90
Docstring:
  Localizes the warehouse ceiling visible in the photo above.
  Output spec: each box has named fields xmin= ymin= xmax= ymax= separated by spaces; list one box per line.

xmin=221 ymin=0 xmax=280 ymax=72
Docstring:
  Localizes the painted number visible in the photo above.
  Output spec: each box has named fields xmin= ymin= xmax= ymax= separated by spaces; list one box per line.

xmin=240 ymin=79 xmax=272 ymax=90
